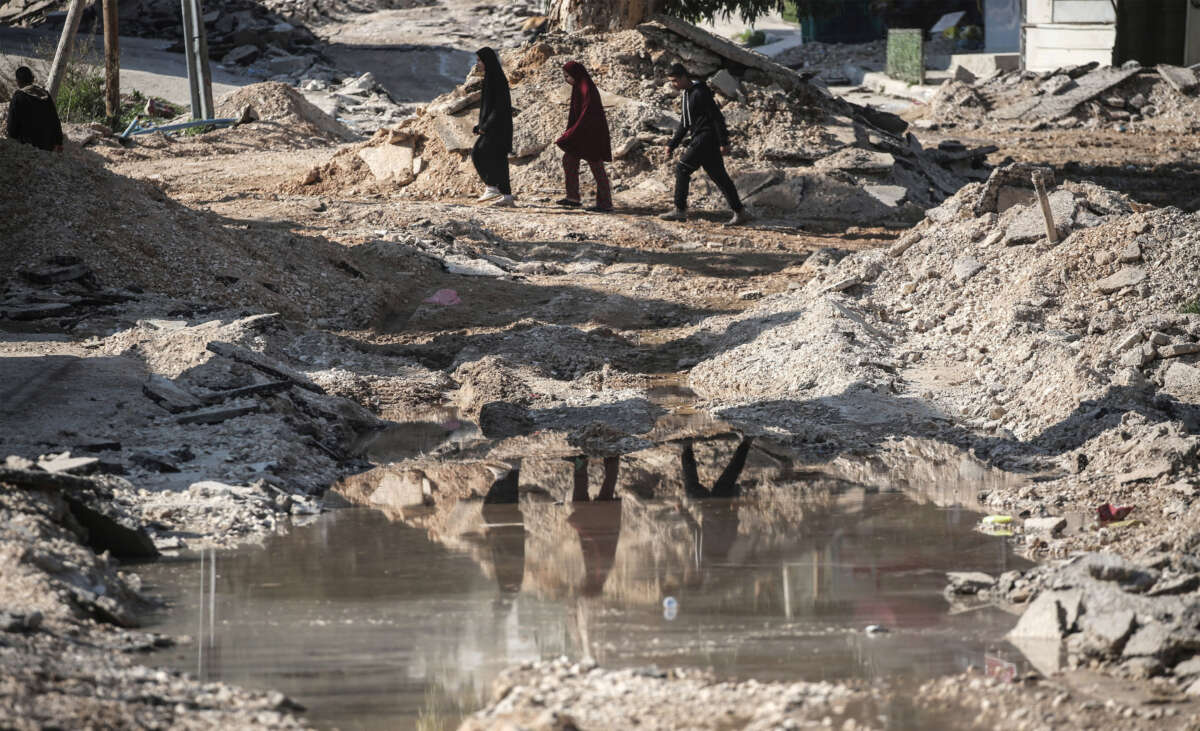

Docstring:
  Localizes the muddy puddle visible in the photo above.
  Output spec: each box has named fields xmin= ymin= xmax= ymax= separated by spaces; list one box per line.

xmin=137 ymin=467 xmax=1033 ymax=730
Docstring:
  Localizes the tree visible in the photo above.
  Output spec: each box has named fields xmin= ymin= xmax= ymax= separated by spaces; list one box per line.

xmin=548 ymin=0 xmax=790 ymax=32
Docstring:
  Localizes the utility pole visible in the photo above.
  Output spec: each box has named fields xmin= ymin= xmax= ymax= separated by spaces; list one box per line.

xmin=46 ymin=0 xmax=86 ymax=101
xmin=102 ymin=0 xmax=119 ymax=128
xmin=181 ymin=0 xmax=215 ymax=120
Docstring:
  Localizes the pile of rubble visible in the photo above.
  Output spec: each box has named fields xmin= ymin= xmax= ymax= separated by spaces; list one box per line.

xmin=686 ymin=162 xmax=1199 ymax=532
xmin=304 ymin=18 xmax=993 ymax=226
xmin=460 ymin=657 xmax=887 ymax=731
xmin=920 ymin=60 xmax=1200 ymax=133
xmin=775 ymin=38 xmax=887 ymax=83
xmin=945 ymin=550 xmax=1200 ymax=694
xmin=214 ymin=81 xmax=358 ymax=140
xmin=1 ymin=136 xmax=379 ymax=323
xmin=0 ymin=471 xmax=308 ymax=727
xmin=297 ymin=72 xmax=414 ymax=133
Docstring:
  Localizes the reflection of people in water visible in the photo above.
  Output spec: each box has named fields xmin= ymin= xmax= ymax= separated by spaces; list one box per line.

xmin=568 ymin=456 xmax=622 ymax=598
xmin=679 ymin=436 xmax=753 ymax=568
xmin=481 ymin=466 xmax=525 ymax=608
xmin=681 ymin=436 xmax=753 ymax=498
xmin=566 ymin=456 xmax=623 ymax=660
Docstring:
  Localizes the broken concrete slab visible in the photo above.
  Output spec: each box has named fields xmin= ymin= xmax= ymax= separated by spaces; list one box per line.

xmin=1008 ymin=591 xmax=1068 ymax=639
xmin=709 ymin=69 xmax=740 ymax=99
xmin=1159 ymin=343 xmax=1200 ymax=359
xmin=433 ymin=113 xmax=477 ymax=153
xmin=201 ymin=381 xmax=292 ymax=404
xmin=175 ymin=401 xmax=260 ymax=425
xmin=142 ymin=374 xmax=204 ymax=413
xmin=814 ymin=147 xmax=895 ymax=175
xmin=863 ymin=184 xmax=907 ymax=208
xmin=994 ymin=65 xmax=1141 ymax=121
xmin=19 ymin=261 xmax=94 ymax=286
xmin=36 ymin=453 xmax=100 ymax=475
xmin=1025 ymin=516 xmax=1067 ymax=536
xmin=1004 ymin=190 xmax=1077 ymax=245
xmin=1093 ymin=267 xmax=1146 ymax=294
xmin=1163 ymin=362 xmax=1200 ymax=401
xmin=1146 ymin=574 xmax=1200 ymax=597
xmin=1076 ymin=609 xmax=1136 ymax=657
xmin=946 ymin=571 xmax=995 ymax=594
xmin=444 ymin=90 xmax=482 ymax=114
xmin=952 ymin=256 xmax=985 ymax=284
xmin=358 ymin=143 xmax=415 ymax=182
xmin=205 ymin=342 xmax=325 ymax=394
xmin=0 ymin=467 xmax=158 ymax=558
xmin=0 ymin=302 xmax=75 ymax=320
xmin=1117 ymin=459 xmax=1173 ymax=484
xmin=1157 ymin=64 xmax=1199 ymax=95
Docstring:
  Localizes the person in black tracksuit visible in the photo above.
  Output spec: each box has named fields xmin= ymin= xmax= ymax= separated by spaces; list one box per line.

xmin=660 ymin=63 xmax=748 ymax=226
xmin=5 ymin=66 xmax=64 ymax=153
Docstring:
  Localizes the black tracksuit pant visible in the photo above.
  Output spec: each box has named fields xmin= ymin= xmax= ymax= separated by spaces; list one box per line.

xmin=674 ymin=132 xmax=742 ymax=212
xmin=472 ymin=135 xmax=511 ymax=195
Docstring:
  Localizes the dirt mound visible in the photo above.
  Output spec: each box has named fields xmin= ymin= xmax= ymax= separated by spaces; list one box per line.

xmin=216 ymin=81 xmax=356 ymax=142
xmin=299 ymin=20 xmax=992 ymax=226
xmin=0 ymin=138 xmax=381 ymax=323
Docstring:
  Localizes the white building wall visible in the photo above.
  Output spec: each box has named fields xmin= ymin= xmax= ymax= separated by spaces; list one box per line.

xmin=1023 ymin=0 xmax=1116 ymax=71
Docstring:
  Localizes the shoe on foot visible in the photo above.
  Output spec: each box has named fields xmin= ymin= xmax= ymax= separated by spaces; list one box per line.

xmin=556 ymin=197 xmax=582 ymax=208
xmin=725 ymin=208 xmax=751 ymax=226
xmin=491 ymin=194 xmax=515 ymax=207
xmin=586 ymin=205 xmax=613 ymax=213
xmin=477 ymin=186 xmax=502 ymax=203
xmin=658 ymin=208 xmax=687 ymax=222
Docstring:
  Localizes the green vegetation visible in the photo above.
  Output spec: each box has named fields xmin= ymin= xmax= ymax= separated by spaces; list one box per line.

xmin=735 ymin=28 xmax=768 ymax=46
xmin=1183 ymin=298 xmax=1200 ymax=315
xmin=0 ymin=33 xmax=158 ymax=130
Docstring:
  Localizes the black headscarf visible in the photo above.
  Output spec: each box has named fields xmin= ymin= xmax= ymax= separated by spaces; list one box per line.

xmin=476 ymin=47 xmax=513 ymax=151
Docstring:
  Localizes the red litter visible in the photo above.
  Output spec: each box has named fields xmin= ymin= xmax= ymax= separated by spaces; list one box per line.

xmin=1097 ymin=504 xmax=1135 ymax=523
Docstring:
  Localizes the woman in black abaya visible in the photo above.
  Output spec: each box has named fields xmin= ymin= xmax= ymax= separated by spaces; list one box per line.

xmin=471 ymin=47 xmax=515 ymax=207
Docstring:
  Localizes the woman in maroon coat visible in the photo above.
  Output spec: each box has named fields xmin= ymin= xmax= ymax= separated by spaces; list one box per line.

xmin=555 ymin=61 xmax=613 ymax=213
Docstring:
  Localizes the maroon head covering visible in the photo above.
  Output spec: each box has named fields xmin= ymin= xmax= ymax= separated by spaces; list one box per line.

xmin=555 ymin=61 xmax=612 ymax=163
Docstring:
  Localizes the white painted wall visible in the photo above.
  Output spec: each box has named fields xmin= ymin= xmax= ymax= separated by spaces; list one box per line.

xmin=1023 ymin=0 xmax=1116 ymax=71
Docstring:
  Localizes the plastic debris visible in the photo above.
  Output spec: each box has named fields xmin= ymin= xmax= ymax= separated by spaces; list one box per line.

xmin=662 ymin=596 xmax=678 ymax=621
xmin=982 ymin=515 xmax=1013 ymax=524
xmin=865 ymin=624 xmax=889 ymax=634
xmin=1097 ymin=503 xmax=1135 ymax=523
xmin=423 ymin=288 xmax=461 ymax=306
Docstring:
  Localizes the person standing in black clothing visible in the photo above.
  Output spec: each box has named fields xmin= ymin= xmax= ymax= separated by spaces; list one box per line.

xmin=5 ymin=67 xmax=64 ymax=153
xmin=471 ymin=47 xmax=515 ymax=207
xmin=660 ymin=63 xmax=748 ymax=226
